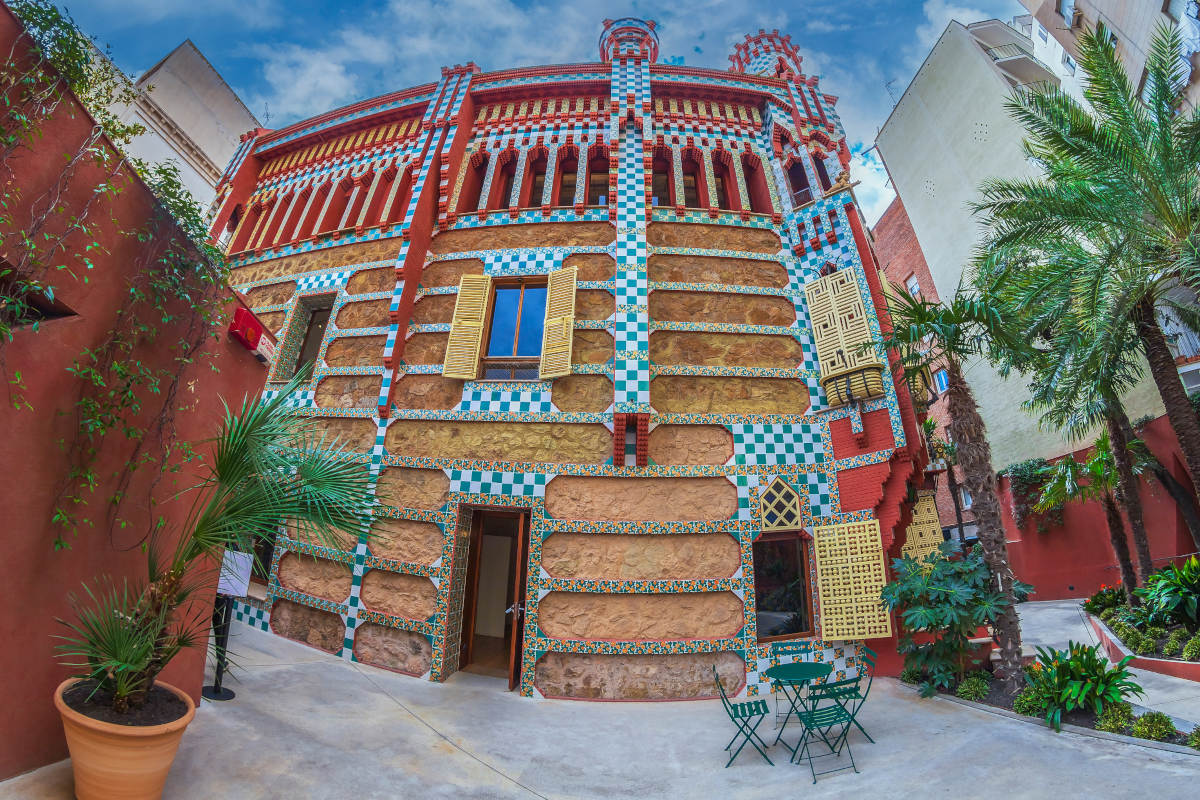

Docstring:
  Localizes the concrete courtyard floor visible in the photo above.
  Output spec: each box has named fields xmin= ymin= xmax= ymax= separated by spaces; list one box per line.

xmin=4 ymin=620 xmax=1195 ymax=800
xmin=1018 ymin=598 xmax=1200 ymax=729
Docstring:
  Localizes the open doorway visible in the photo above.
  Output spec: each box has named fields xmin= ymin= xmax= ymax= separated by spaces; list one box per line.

xmin=459 ymin=509 xmax=530 ymax=690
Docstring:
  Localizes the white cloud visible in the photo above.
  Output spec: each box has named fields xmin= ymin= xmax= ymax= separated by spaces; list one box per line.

xmin=851 ymin=149 xmax=894 ymax=226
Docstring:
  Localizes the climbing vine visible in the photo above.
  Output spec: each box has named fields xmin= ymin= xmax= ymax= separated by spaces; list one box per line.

xmin=0 ymin=1 xmax=232 ymax=549
xmin=1002 ymin=457 xmax=1063 ymax=533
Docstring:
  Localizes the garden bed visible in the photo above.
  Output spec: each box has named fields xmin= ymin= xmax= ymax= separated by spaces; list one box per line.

xmin=1086 ymin=612 xmax=1200 ymax=682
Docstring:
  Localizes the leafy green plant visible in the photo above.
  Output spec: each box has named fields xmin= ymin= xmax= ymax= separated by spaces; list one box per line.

xmin=1183 ymin=632 xmax=1200 ymax=661
xmin=1023 ymin=641 xmax=1144 ymax=731
xmin=956 ymin=675 xmax=990 ymax=702
xmin=1135 ymin=556 xmax=1200 ymax=631
xmin=881 ymin=542 xmax=1031 ymax=696
xmin=1003 ymin=457 xmax=1061 ymax=532
xmin=1164 ymin=629 xmax=1189 ymax=657
xmin=1084 ymin=584 xmax=1126 ymax=615
xmin=1131 ymin=711 xmax=1176 ymax=741
xmin=55 ymin=380 xmax=374 ymax=713
xmin=1095 ymin=701 xmax=1133 ymax=733
xmin=1013 ymin=688 xmax=1048 ymax=717
xmin=900 ymin=666 xmax=921 ymax=684
xmin=1188 ymin=726 xmax=1200 ymax=750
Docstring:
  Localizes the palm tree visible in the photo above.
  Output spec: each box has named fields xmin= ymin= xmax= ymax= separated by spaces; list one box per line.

xmin=1035 ymin=434 xmax=1140 ymax=604
xmin=974 ymin=23 xmax=1200 ymax=502
xmin=58 ymin=376 xmax=374 ymax=712
xmin=877 ymin=287 xmax=1027 ymax=691
xmin=974 ymin=237 xmax=1156 ymax=581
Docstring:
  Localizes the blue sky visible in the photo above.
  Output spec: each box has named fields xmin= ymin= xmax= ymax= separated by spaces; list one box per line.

xmin=74 ymin=0 xmax=1023 ymax=223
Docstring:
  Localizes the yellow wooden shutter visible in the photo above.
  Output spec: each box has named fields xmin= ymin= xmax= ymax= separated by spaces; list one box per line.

xmin=812 ymin=519 xmax=893 ymax=640
xmin=538 ymin=265 xmax=577 ymax=379
xmin=442 ymin=275 xmax=491 ymax=379
xmin=901 ymin=492 xmax=944 ymax=562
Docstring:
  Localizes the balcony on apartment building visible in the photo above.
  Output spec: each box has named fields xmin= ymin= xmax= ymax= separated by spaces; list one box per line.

xmin=968 ymin=18 xmax=1059 ymax=89
xmin=1161 ymin=288 xmax=1200 ymax=393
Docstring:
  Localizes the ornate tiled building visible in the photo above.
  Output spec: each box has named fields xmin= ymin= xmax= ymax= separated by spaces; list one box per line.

xmin=211 ymin=18 xmax=926 ymax=700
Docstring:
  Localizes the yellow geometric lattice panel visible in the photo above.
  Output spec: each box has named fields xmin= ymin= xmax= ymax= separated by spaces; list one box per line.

xmin=812 ymin=519 xmax=893 ymax=640
xmin=539 ymin=265 xmax=577 ymax=379
xmin=804 ymin=269 xmax=886 ymax=407
xmin=902 ymin=491 xmax=944 ymax=562
xmin=760 ymin=477 xmax=803 ymax=532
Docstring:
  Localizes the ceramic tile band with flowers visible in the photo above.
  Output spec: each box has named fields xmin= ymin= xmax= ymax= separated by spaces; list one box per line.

xmin=53 ymin=377 xmax=374 ymax=800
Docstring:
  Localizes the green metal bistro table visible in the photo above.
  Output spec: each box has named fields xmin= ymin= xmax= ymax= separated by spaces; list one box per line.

xmin=764 ymin=662 xmax=833 ymax=760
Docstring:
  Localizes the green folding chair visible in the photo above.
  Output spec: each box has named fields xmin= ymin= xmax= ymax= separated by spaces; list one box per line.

xmin=824 ymin=646 xmax=876 ymax=743
xmin=712 ymin=665 xmax=774 ymax=767
xmin=792 ymin=676 xmax=861 ymax=783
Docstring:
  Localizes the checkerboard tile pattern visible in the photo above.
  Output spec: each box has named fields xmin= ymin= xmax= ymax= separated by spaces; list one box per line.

xmin=261 ymin=388 xmax=316 ymax=409
xmin=296 ymin=269 xmax=353 ymax=292
xmin=232 ymin=600 xmax=270 ymax=631
xmin=462 ymin=382 xmax=553 ymax=413
xmin=800 ymin=467 xmax=835 ymax=520
xmin=744 ymin=642 xmax=860 ymax=697
xmin=448 ymin=469 xmax=548 ymax=497
xmin=731 ymin=423 xmax=824 ymax=467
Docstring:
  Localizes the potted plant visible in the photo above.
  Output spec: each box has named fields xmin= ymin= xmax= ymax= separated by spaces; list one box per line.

xmin=53 ymin=379 xmax=374 ymax=799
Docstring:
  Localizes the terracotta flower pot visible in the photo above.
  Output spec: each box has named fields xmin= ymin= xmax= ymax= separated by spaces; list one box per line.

xmin=53 ymin=678 xmax=196 ymax=800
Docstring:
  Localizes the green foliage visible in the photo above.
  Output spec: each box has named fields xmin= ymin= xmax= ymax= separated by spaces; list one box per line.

xmin=1084 ymin=584 xmax=1126 ymax=616
xmin=1183 ymin=632 xmax=1200 ymax=661
xmin=1023 ymin=641 xmax=1143 ymax=731
xmin=1095 ymin=701 xmax=1134 ymax=734
xmin=1003 ymin=457 xmax=1061 ymax=531
xmin=900 ymin=666 xmax=921 ymax=685
xmin=1013 ymin=687 xmax=1048 ymax=717
xmin=1135 ymin=556 xmax=1200 ymax=631
xmin=1188 ymin=726 xmax=1200 ymax=750
xmin=881 ymin=542 xmax=1030 ymax=695
xmin=1131 ymin=711 xmax=1176 ymax=742
xmin=1163 ymin=628 xmax=1189 ymax=657
xmin=955 ymin=675 xmax=990 ymax=702
xmin=56 ymin=383 xmax=375 ymax=712
xmin=1145 ymin=626 xmax=1169 ymax=641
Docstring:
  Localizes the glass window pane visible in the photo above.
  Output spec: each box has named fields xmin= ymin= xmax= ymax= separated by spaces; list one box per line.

xmin=486 ymin=286 xmax=521 ymax=357
xmin=754 ymin=535 xmax=810 ymax=639
xmin=516 ymin=285 xmax=546 ymax=356
xmin=531 ymin=173 xmax=546 ymax=205
xmin=294 ymin=306 xmax=331 ymax=380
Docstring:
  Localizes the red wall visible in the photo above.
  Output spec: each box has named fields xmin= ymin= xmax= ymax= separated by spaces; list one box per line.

xmin=0 ymin=9 xmax=267 ymax=779
xmin=1001 ymin=414 xmax=1196 ymax=600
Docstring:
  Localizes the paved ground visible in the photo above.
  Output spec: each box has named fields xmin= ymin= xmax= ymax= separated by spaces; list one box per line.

xmin=1017 ymin=599 xmax=1200 ymax=728
xmin=4 ymin=621 xmax=1195 ymax=799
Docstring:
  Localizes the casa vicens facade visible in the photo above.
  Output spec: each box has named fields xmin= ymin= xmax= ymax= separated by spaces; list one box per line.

xmin=209 ymin=18 xmax=931 ymax=700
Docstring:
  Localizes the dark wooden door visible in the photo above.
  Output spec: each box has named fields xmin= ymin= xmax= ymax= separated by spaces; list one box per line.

xmin=507 ymin=512 xmax=530 ymax=691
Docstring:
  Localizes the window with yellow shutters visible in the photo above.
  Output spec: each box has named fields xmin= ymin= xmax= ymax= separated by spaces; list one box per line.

xmin=804 ymin=269 xmax=886 ymax=407
xmin=538 ymin=265 xmax=577 ymax=379
xmin=812 ymin=519 xmax=892 ymax=640
xmin=442 ymin=274 xmax=492 ymax=379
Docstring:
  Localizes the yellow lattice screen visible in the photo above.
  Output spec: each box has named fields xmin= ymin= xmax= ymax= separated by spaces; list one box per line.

xmin=902 ymin=491 xmax=944 ymax=561
xmin=812 ymin=519 xmax=893 ymax=640
xmin=804 ymin=270 xmax=885 ymax=407
xmin=760 ymin=477 xmax=803 ymax=531
xmin=442 ymin=275 xmax=492 ymax=379
xmin=539 ymin=265 xmax=577 ymax=379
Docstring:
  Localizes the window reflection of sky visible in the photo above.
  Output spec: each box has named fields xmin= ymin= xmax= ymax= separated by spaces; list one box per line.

xmin=486 ymin=284 xmax=545 ymax=357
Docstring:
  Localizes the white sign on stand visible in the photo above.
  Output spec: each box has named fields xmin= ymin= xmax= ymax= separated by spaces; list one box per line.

xmin=217 ymin=549 xmax=254 ymax=598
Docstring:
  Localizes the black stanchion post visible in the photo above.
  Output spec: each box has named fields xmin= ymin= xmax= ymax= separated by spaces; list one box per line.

xmin=202 ymin=594 xmax=236 ymax=701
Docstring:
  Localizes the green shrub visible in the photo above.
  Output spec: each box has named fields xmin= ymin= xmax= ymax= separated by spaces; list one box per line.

xmin=900 ymin=666 xmax=921 ymax=684
xmin=1163 ymin=629 xmax=1188 ymax=657
xmin=1095 ymin=702 xmax=1134 ymax=733
xmin=1013 ymin=688 xmax=1047 ymax=717
xmin=1145 ymin=625 xmax=1168 ymax=641
xmin=1131 ymin=711 xmax=1176 ymax=741
xmin=1024 ymin=641 xmax=1144 ymax=731
xmin=1188 ymin=726 xmax=1200 ymax=750
xmin=1099 ymin=606 xmax=1119 ymax=625
xmin=1084 ymin=585 xmax=1126 ymax=616
xmin=1183 ymin=633 xmax=1200 ymax=662
xmin=1132 ymin=635 xmax=1157 ymax=655
xmin=956 ymin=676 xmax=990 ymax=702
xmin=881 ymin=543 xmax=1030 ymax=695
xmin=1135 ymin=556 xmax=1200 ymax=630
xmin=976 ymin=669 xmax=994 ymax=682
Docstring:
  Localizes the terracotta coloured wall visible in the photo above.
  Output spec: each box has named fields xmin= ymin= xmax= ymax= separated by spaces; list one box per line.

xmin=0 ymin=8 xmax=268 ymax=779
